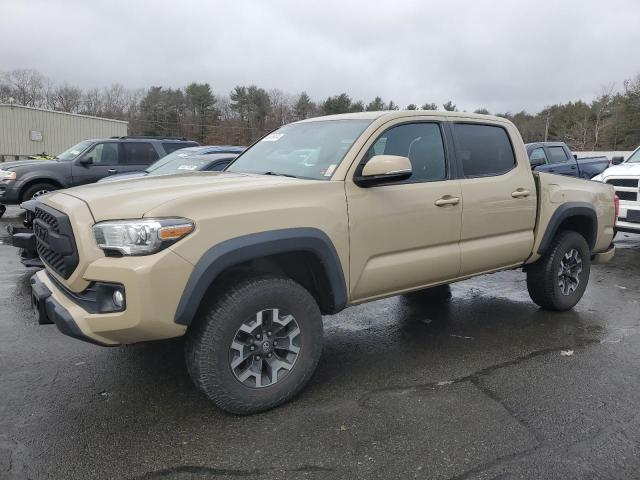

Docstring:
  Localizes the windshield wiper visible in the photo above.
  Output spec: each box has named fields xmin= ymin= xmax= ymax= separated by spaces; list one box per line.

xmin=262 ymin=171 xmax=298 ymax=178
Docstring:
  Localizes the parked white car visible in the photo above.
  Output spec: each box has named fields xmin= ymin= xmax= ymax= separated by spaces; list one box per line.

xmin=592 ymin=146 xmax=640 ymax=233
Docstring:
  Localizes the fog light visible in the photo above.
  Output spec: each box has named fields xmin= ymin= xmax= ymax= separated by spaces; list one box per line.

xmin=112 ymin=290 xmax=124 ymax=308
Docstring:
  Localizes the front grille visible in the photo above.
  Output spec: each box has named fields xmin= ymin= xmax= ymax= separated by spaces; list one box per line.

xmin=616 ymin=191 xmax=638 ymax=202
xmin=33 ymin=204 xmax=79 ymax=279
xmin=606 ymin=178 xmax=639 ymax=188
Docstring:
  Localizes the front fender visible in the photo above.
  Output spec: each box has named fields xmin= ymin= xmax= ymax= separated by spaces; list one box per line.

xmin=173 ymin=228 xmax=348 ymax=326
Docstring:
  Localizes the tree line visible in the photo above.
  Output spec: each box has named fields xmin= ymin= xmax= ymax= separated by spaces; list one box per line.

xmin=1 ymin=68 xmax=639 ymax=150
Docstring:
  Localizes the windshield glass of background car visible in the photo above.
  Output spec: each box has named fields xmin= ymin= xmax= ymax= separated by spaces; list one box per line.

xmin=145 ymin=149 xmax=195 ymax=172
xmin=149 ymin=156 xmax=210 ymax=175
xmin=57 ymin=140 xmax=93 ymax=161
xmin=226 ymin=120 xmax=372 ymax=180
xmin=626 ymin=149 xmax=640 ymax=163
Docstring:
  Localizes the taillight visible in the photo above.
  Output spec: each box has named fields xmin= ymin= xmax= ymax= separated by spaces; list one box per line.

xmin=614 ymin=195 xmax=620 ymax=221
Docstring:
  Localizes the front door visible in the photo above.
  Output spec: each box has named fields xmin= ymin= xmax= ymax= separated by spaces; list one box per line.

xmin=346 ymin=120 xmax=462 ymax=302
xmin=71 ymin=142 xmax=124 ymax=185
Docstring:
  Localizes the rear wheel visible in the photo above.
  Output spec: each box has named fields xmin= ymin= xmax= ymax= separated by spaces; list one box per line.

xmin=22 ymin=182 xmax=57 ymax=201
xmin=526 ymin=230 xmax=591 ymax=311
xmin=184 ymin=275 xmax=323 ymax=415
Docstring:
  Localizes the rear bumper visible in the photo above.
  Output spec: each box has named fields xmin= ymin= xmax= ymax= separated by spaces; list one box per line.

xmin=592 ymin=244 xmax=615 ymax=264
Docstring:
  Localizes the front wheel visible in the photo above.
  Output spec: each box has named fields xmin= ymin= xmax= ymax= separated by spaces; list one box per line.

xmin=526 ymin=230 xmax=591 ymax=311
xmin=22 ymin=182 xmax=57 ymax=201
xmin=184 ymin=276 xmax=323 ymax=415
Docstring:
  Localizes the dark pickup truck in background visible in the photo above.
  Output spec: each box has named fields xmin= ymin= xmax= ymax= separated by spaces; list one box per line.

xmin=526 ymin=142 xmax=609 ymax=179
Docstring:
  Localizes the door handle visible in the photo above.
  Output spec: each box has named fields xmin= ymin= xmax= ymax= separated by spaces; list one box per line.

xmin=107 ymin=169 xmax=117 ymax=174
xmin=434 ymin=195 xmax=460 ymax=207
xmin=511 ymin=189 xmax=531 ymax=198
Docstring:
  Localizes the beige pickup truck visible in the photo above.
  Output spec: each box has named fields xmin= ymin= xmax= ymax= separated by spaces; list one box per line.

xmin=30 ymin=111 xmax=616 ymax=414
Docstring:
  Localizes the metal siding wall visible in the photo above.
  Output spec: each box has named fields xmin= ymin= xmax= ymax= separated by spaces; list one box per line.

xmin=0 ymin=105 xmax=127 ymax=159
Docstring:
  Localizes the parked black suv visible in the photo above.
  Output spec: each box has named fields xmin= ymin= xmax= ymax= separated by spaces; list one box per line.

xmin=0 ymin=136 xmax=198 ymax=207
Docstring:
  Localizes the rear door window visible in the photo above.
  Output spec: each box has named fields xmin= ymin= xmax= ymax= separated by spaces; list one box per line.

xmin=122 ymin=142 xmax=160 ymax=165
xmin=453 ymin=124 xmax=515 ymax=177
xmin=547 ymin=146 xmax=569 ymax=164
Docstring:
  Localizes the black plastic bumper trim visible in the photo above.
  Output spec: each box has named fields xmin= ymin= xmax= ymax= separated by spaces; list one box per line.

xmin=30 ymin=274 xmax=112 ymax=347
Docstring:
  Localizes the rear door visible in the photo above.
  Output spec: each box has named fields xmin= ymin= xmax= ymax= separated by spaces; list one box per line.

xmin=453 ymin=122 xmax=537 ymax=275
xmin=121 ymin=142 xmax=160 ymax=173
xmin=71 ymin=142 xmax=125 ymax=185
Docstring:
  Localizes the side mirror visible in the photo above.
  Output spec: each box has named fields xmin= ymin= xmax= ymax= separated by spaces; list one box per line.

xmin=529 ymin=158 xmax=545 ymax=169
xmin=78 ymin=156 xmax=93 ymax=166
xmin=354 ymin=155 xmax=412 ymax=187
xmin=573 ymin=154 xmax=578 ymax=160
xmin=611 ymin=156 xmax=624 ymax=165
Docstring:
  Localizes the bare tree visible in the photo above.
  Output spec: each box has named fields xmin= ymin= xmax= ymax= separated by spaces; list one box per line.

xmin=54 ymin=84 xmax=83 ymax=112
xmin=83 ymin=88 xmax=103 ymax=116
xmin=268 ymin=88 xmax=293 ymax=127
xmin=102 ymin=83 xmax=128 ymax=118
xmin=2 ymin=69 xmax=45 ymax=106
xmin=592 ymin=83 xmax=615 ymax=149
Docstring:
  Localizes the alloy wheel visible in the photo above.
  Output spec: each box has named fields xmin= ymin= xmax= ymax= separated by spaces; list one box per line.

xmin=557 ymin=248 xmax=582 ymax=296
xmin=229 ymin=308 xmax=301 ymax=388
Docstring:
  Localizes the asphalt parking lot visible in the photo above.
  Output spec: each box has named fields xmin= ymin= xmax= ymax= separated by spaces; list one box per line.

xmin=1 ymin=206 xmax=640 ymax=480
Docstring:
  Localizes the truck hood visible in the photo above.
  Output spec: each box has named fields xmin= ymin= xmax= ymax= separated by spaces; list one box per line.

xmin=56 ymin=171 xmax=312 ymax=221
xmin=0 ymin=159 xmax=56 ymax=170
xmin=595 ymin=162 xmax=640 ymax=181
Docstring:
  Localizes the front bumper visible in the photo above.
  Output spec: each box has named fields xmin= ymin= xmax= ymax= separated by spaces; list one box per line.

xmin=616 ymin=205 xmax=640 ymax=233
xmin=0 ymin=180 xmax=22 ymax=204
xmin=31 ymin=248 xmax=193 ymax=346
xmin=30 ymin=274 xmax=112 ymax=346
xmin=7 ymin=226 xmax=42 ymax=267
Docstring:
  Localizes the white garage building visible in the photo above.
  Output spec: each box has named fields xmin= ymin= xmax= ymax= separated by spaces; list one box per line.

xmin=0 ymin=104 xmax=127 ymax=162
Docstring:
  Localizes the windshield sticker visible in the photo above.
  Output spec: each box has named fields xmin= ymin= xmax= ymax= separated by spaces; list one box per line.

xmin=324 ymin=164 xmax=337 ymax=177
xmin=70 ymin=150 xmax=80 ymax=155
xmin=262 ymin=133 xmax=284 ymax=142
xmin=178 ymin=153 xmax=190 ymax=157
xmin=178 ymin=165 xmax=198 ymax=170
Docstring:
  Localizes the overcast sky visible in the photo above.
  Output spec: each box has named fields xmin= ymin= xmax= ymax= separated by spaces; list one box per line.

xmin=2 ymin=0 xmax=639 ymax=113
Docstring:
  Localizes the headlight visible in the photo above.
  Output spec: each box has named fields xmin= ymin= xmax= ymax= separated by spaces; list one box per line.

xmin=93 ymin=218 xmax=194 ymax=256
xmin=0 ymin=170 xmax=16 ymax=180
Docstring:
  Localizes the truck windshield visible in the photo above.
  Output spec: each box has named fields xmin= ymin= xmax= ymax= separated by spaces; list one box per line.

xmin=226 ymin=120 xmax=372 ymax=180
xmin=57 ymin=140 xmax=94 ymax=161
xmin=626 ymin=149 xmax=640 ymax=163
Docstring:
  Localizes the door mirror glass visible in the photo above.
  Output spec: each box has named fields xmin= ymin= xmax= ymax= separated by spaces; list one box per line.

xmin=355 ymin=155 xmax=412 ymax=187
xmin=611 ymin=156 xmax=624 ymax=165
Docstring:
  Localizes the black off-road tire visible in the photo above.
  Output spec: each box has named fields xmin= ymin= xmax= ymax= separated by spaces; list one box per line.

xmin=526 ymin=230 xmax=591 ymax=311
xmin=184 ymin=275 xmax=323 ymax=415
xmin=22 ymin=182 xmax=57 ymax=201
